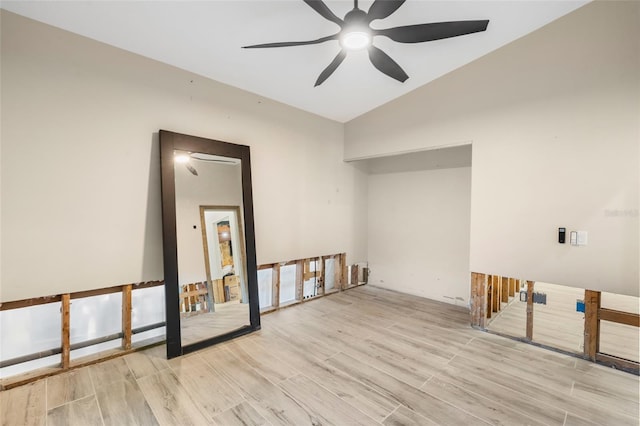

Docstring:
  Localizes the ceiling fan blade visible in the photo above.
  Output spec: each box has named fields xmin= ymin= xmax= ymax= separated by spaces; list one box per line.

xmin=376 ymin=20 xmax=489 ymax=43
xmin=303 ymin=0 xmax=343 ymax=26
xmin=368 ymin=46 xmax=408 ymax=83
xmin=243 ymin=34 xmax=338 ymax=49
xmin=314 ymin=49 xmax=347 ymax=87
xmin=367 ymin=0 xmax=406 ymax=22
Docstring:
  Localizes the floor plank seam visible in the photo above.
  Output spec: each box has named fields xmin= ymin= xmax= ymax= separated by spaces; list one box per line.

xmin=284 ymin=371 xmax=385 ymax=425
xmin=417 ymin=376 xmax=508 ymax=426
xmin=87 ymin=366 xmax=105 ymax=426
xmin=420 ymin=375 xmax=434 ymax=389
xmin=379 ymin=404 xmax=401 ymax=424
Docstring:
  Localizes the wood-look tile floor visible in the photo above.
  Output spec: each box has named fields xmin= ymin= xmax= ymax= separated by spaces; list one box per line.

xmin=1 ymin=286 xmax=638 ymax=426
xmin=181 ymin=301 xmax=250 ymax=346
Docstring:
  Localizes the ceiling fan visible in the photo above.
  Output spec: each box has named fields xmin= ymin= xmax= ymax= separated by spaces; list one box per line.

xmin=243 ymin=0 xmax=489 ymax=86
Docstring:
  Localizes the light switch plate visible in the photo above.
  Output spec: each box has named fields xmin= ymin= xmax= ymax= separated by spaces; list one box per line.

xmin=577 ymin=231 xmax=588 ymax=246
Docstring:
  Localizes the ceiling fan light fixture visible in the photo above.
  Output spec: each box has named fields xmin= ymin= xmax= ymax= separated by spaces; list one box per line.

xmin=244 ymin=0 xmax=490 ymax=86
xmin=340 ymin=30 xmax=371 ymax=50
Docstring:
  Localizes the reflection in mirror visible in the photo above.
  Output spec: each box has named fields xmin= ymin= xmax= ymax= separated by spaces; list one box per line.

xmin=174 ymin=151 xmax=250 ymax=347
xmin=160 ymin=130 xmax=260 ymax=359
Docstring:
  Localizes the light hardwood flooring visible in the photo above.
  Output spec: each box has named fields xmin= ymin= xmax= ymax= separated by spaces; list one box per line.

xmin=181 ymin=301 xmax=250 ymax=346
xmin=487 ymin=282 xmax=640 ymax=362
xmin=1 ymin=286 xmax=638 ymax=425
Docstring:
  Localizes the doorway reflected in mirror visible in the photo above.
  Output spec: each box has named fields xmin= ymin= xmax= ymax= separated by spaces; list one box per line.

xmin=173 ymin=151 xmax=250 ymax=347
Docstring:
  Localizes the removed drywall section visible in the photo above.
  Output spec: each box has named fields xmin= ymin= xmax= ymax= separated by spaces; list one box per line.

xmin=368 ymin=166 xmax=471 ymax=305
xmin=0 ymin=11 xmax=367 ymax=301
xmin=346 ymin=1 xmax=639 ymax=296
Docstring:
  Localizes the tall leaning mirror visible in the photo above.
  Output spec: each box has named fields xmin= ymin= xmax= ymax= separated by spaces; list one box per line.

xmin=159 ymin=130 xmax=260 ymax=359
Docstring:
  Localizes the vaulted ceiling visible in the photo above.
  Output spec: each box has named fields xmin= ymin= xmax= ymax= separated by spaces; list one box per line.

xmin=1 ymin=1 xmax=588 ymax=122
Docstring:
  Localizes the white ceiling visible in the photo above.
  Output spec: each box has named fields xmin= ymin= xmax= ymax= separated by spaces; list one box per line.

xmin=2 ymin=0 xmax=588 ymax=122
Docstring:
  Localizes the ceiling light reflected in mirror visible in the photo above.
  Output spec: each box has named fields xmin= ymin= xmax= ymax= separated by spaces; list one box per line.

xmin=174 ymin=153 xmax=190 ymax=164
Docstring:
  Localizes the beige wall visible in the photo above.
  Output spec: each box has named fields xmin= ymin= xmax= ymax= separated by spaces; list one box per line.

xmin=3 ymin=2 xmax=637 ymax=304
xmin=346 ymin=2 xmax=639 ymax=296
xmin=0 ymin=11 xmax=368 ymax=302
xmin=368 ymin=167 xmax=471 ymax=305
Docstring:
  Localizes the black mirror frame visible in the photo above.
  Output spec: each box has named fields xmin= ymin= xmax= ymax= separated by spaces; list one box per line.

xmin=159 ymin=130 xmax=261 ymax=359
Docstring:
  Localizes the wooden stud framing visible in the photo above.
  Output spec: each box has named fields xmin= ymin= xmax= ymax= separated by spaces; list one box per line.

xmin=351 ymin=265 xmax=359 ymax=287
xmin=471 ymin=272 xmax=639 ymax=374
xmin=70 ymin=286 xmax=123 ymax=300
xmin=132 ymin=280 xmax=165 ymax=290
xmin=584 ymin=290 xmax=601 ymax=361
xmin=501 ymin=276 xmax=509 ymax=303
xmin=492 ymin=275 xmax=500 ymax=313
xmin=4 ymin=252 xmax=356 ymax=389
xmin=0 ymin=295 xmax=62 ymax=311
xmin=211 ymin=279 xmax=224 ymax=305
xmin=526 ymin=281 xmax=534 ymax=341
xmin=272 ymin=263 xmax=280 ymax=309
xmin=333 ymin=255 xmax=342 ymax=292
xmin=61 ymin=294 xmax=71 ymax=369
xmin=599 ymin=308 xmax=640 ymax=327
xmin=122 ymin=284 xmax=132 ymax=350
xmin=470 ymin=272 xmax=487 ymax=329
xmin=318 ymin=257 xmax=325 ymax=296
xmin=1 ymin=280 xmax=163 ymax=311
xmin=486 ymin=275 xmax=493 ymax=319
xmin=295 ymin=259 xmax=304 ymax=301
xmin=595 ymin=353 xmax=639 ymax=375
xmin=341 ymin=254 xmax=348 ymax=290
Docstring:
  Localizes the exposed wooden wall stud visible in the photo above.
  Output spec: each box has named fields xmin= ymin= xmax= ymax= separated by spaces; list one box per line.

xmin=470 ymin=272 xmax=487 ymax=329
xmin=492 ymin=275 xmax=500 ymax=313
xmin=341 ymin=253 xmax=348 ymax=290
xmin=122 ymin=284 xmax=132 ymax=350
xmin=295 ymin=260 xmax=304 ymax=301
xmin=486 ymin=275 xmax=493 ymax=319
xmin=318 ymin=257 xmax=325 ymax=296
xmin=526 ymin=281 xmax=534 ymax=341
xmin=61 ymin=294 xmax=71 ymax=369
xmin=501 ymin=276 xmax=509 ymax=303
xmin=351 ymin=265 xmax=359 ymax=287
xmin=333 ymin=255 xmax=341 ymax=292
xmin=272 ymin=263 xmax=281 ymax=308
xmin=584 ymin=289 xmax=601 ymax=361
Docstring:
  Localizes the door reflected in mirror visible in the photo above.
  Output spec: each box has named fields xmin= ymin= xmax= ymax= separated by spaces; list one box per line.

xmin=174 ymin=151 xmax=250 ymax=347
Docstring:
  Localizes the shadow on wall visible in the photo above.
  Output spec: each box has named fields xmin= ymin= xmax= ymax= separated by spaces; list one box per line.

xmin=141 ymin=132 xmax=164 ymax=280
